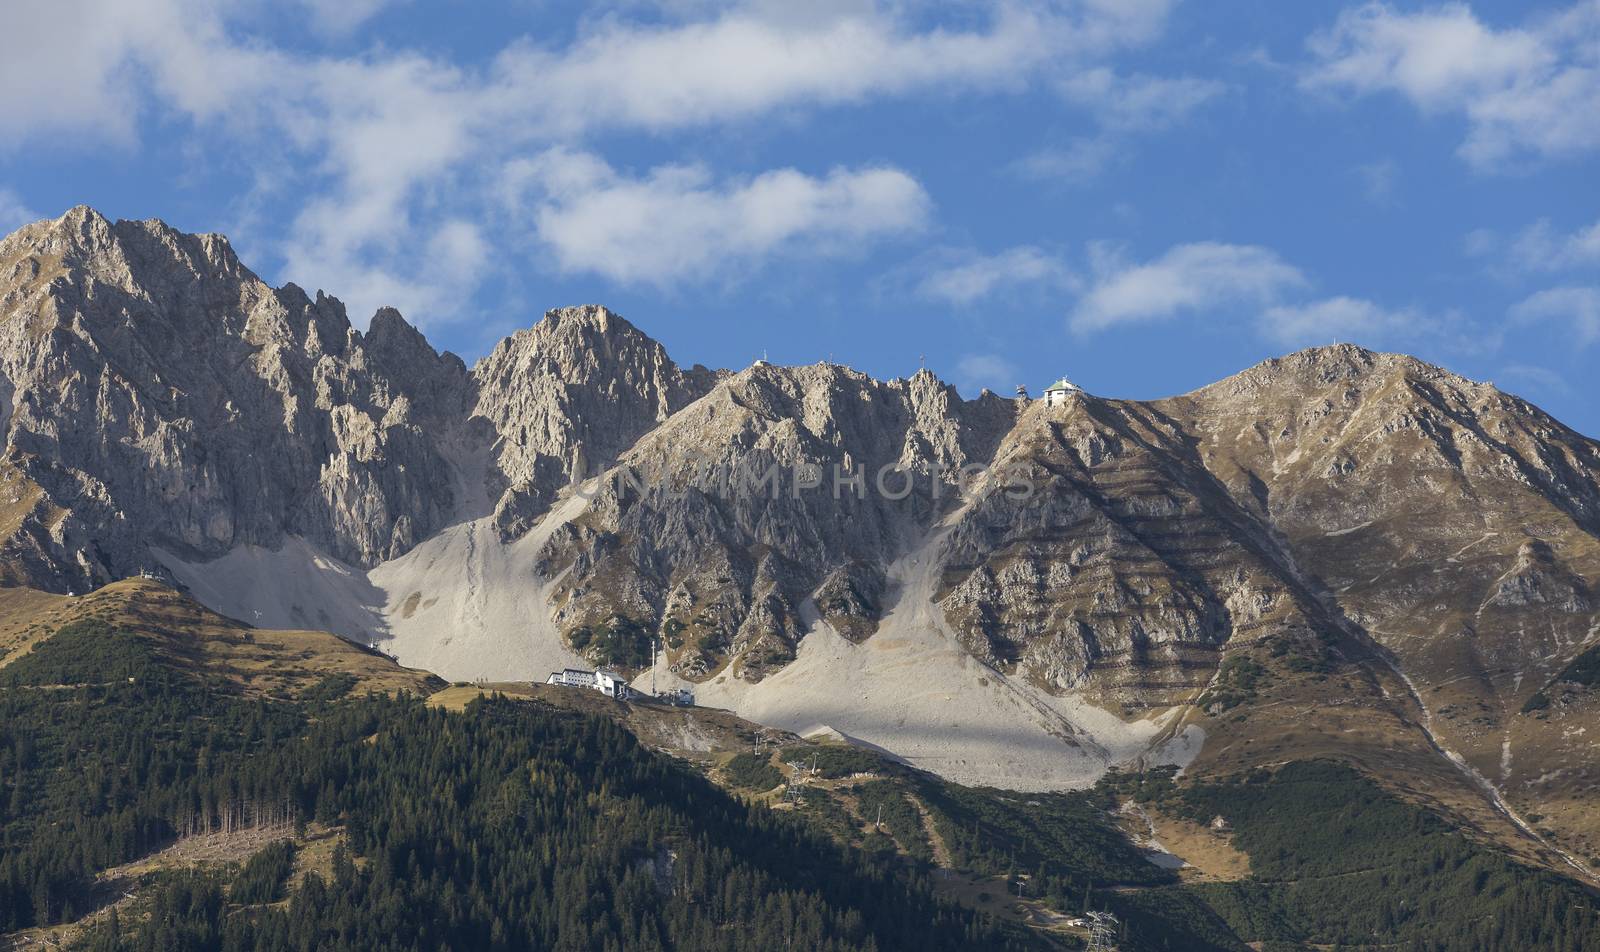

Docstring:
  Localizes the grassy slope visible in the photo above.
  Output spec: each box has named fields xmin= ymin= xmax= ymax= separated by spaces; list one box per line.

xmin=0 ymin=579 xmax=441 ymax=698
xmin=5 ymin=578 xmax=1600 ymax=949
xmin=0 ymin=619 xmax=1034 ymax=952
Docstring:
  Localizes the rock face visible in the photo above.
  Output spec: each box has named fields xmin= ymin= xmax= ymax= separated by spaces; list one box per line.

xmin=933 ymin=395 xmax=1327 ymax=701
xmin=472 ymin=305 xmax=721 ymax=540
xmin=535 ymin=363 xmax=1017 ymax=679
xmin=1162 ymin=345 xmax=1600 ymax=788
xmin=5 ymin=209 xmax=1600 ymax=805
xmin=0 ymin=210 xmax=721 ymax=594
xmin=0 ymin=207 xmax=470 ymax=588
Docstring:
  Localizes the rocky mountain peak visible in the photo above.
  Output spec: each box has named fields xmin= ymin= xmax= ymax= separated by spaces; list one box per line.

xmin=0 ymin=209 xmax=473 ymax=585
xmin=7 ymin=211 xmax=1600 ymax=804
xmin=365 ymin=305 xmax=425 ymax=349
xmin=473 ymin=304 xmax=723 ymax=539
xmin=537 ymin=301 xmax=625 ymax=336
xmin=1198 ymin=343 xmax=1392 ymax=399
xmin=10 ymin=206 xmax=250 ymax=295
xmin=365 ymin=305 xmax=465 ymax=375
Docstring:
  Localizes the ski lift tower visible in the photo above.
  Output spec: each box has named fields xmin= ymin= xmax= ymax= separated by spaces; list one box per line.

xmin=784 ymin=760 xmax=811 ymax=806
xmin=1085 ymin=910 xmax=1120 ymax=952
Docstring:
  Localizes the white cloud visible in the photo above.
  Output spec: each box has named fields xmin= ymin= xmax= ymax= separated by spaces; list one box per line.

xmin=1013 ymin=69 xmax=1223 ymax=185
xmin=1071 ymin=242 xmax=1307 ymax=332
xmin=1010 ymin=139 xmax=1119 ymax=184
xmin=918 ymin=247 xmax=1073 ymax=305
xmin=1071 ymin=244 xmax=1471 ymax=351
xmin=1462 ymin=226 xmax=1499 ymax=258
xmin=296 ymin=0 xmax=397 ymax=36
xmin=0 ymin=0 xmax=1184 ymax=323
xmin=1055 ymin=68 xmax=1225 ymax=132
xmin=506 ymin=150 xmax=929 ymax=285
xmin=1303 ymin=2 xmax=1600 ymax=168
xmin=1064 ymin=237 xmax=1478 ymax=351
xmin=1465 ymin=217 xmax=1600 ymax=281
xmin=955 ymin=353 xmax=1024 ymax=396
xmin=492 ymin=6 xmax=1048 ymax=135
xmin=0 ymin=188 xmax=38 ymax=234
xmin=0 ymin=0 xmax=286 ymax=144
xmin=1511 ymin=286 xmax=1600 ymax=346
xmin=1508 ymin=218 xmax=1600 ymax=272
xmin=1260 ymin=296 xmax=1443 ymax=347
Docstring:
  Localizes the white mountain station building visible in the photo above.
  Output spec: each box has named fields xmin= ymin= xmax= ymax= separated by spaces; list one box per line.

xmin=1042 ymin=376 xmax=1082 ymax=406
xmin=546 ymin=667 xmax=633 ymax=699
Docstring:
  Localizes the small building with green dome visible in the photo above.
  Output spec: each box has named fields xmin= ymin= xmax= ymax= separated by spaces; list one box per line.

xmin=1043 ymin=376 xmax=1082 ymax=407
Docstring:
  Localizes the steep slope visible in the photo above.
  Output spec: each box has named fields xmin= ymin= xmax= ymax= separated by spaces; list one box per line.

xmin=0 ymin=208 xmax=705 ymax=591
xmin=0 ymin=207 xmax=471 ymax=587
xmin=536 ymin=363 xmax=1015 ymax=680
xmin=934 ymin=394 xmax=1342 ymax=704
xmin=0 ymin=577 xmax=441 ymax=697
xmin=473 ymin=304 xmax=722 ymax=537
xmin=1163 ymin=345 xmax=1600 ymax=858
xmin=5 ymin=210 xmax=1600 ymax=831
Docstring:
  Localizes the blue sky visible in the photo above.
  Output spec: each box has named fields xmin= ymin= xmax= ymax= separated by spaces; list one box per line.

xmin=2 ymin=1 xmax=1597 ymax=433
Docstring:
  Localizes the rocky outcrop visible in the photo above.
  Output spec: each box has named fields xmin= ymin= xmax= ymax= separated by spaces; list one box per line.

xmin=1163 ymin=344 xmax=1600 ymax=786
xmin=0 ymin=207 xmax=470 ymax=587
xmin=532 ymin=363 xmax=1020 ymax=681
xmin=470 ymin=304 xmax=720 ymax=540
xmin=933 ymin=395 xmax=1320 ymax=699
xmin=4 ymin=209 xmax=1600 ymax=781
xmin=1488 ymin=541 xmax=1592 ymax=612
xmin=0 ymin=211 xmax=722 ymax=592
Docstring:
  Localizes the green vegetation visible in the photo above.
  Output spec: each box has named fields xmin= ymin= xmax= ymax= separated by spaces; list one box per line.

xmin=1522 ymin=690 xmax=1553 ymax=714
xmin=1102 ymin=888 xmax=1251 ymax=952
xmin=297 ymin=673 xmax=357 ymax=705
xmin=662 ymin=617 xmax=686 ymax=650
xmin=791 ymin=789 xmax=861 ymax=846
xmin=1 ymin=618 xmax=169 ymax=687
xmin=768 ymin=752 xmax=1250 ymax=948
xmin=1 ymin=617 xmax=1029 ymax=950
xmin=229 ymin=841 xmax=295 ymax=905
xmin=853 ymin=782 xmax=933 ymax=865
xmin=917 ymin=780 xmax=1169 ymax=891
xmin=1557 ymin=643 xmax=1600 ymax=687
xmin=570 ymin=615 xmax=653 ymax=669
xmin=722 ymin=752 xmax=784 ymax=792
xmin=1524 ymin=643 xmax=1600 ymax=714
xmin=1196 ymin=656 xmax=1270 ymax=712
xmin=0 ymin=621 xmax=307 ymax=928
xmin=779 ymin=743 xmax=890 ymax=779
xmin=10 ymin=617 xmax=1600 ymax=951
xmin=1173 ymin=761 xmax=1600 ymax=950
xmin=1265 ymin=630 xmax=1338 ymax=677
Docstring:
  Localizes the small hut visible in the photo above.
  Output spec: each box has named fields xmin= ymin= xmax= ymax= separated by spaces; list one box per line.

xmin=1042 ymin=376 xmax=1082 ymax=407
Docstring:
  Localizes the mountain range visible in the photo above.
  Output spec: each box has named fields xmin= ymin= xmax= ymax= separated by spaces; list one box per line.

xmin=5 ymin=206 xmax=1600 ymax=882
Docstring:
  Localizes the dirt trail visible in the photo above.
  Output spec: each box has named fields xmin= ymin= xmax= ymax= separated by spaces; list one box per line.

xmin=908 ymin=792 xmax=953 ymax=869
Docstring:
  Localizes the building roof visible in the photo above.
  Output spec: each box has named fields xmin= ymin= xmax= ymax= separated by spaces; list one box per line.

xmin=1044 ymin=377 xmax=1081 ymax=393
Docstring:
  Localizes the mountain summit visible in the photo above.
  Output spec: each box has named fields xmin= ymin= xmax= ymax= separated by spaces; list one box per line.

xmin=5 ymin=210 xmax=1600 ymax=845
